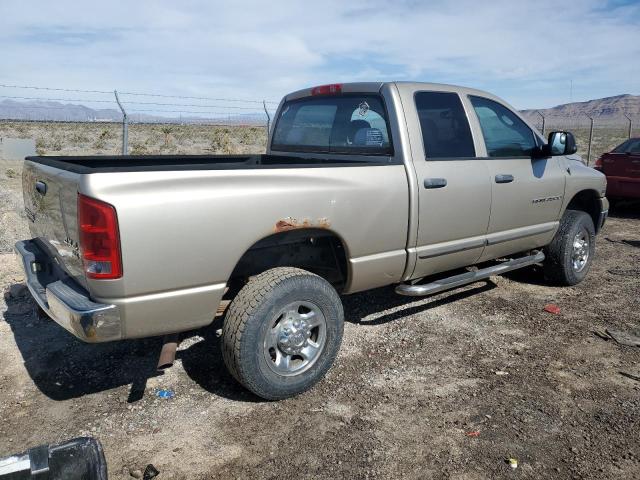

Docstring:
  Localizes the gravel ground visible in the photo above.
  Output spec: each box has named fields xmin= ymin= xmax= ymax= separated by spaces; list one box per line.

xmin=0 ymin=165 xmax=639 ymax=479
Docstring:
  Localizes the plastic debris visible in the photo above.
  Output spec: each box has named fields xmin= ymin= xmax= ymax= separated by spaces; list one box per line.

xmin=544 ymin=304 xmax=561 ymax=314
xmin=466 ymin=431 xmax=480 ymax=437
xmin=143 ymin=464 xmax=160 ymax=479
xmin=508 ymin=458 xmax=518 ymax=469
xmin=495 ymin=371 xmax=509 ymax=376
xmin=156 ymin=389 xmax=175 ymax=399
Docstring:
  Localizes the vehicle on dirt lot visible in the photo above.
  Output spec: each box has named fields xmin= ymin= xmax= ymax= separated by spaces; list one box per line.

xmin=16 ymin=82 xmax=608 ymax=400
xmin=594 ymin=137 xmax=640 ymax=205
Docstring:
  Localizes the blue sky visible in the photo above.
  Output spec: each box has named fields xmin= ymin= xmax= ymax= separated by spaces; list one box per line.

xmin=1 ymin=0 xmax=639 ymax=112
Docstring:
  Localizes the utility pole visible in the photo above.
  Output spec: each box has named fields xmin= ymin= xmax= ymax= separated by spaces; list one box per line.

xmin=114 ymin=90 xmax=128 ymax=155
xmin=570 ymin=79 xmax=573 ymax=103
xmin=586 ymin=115 xmax=594 ymax=166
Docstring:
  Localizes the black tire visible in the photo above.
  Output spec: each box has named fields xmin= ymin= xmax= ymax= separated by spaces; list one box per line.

xmin=543 ymin=210 xmax=596 ymax=286
xmin=222 ymin=267 xmax=344 ymax=400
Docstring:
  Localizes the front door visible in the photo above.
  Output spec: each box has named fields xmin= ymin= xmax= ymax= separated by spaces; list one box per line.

xmin=467 ymin=95 xmax=566 ymax=261
xmin=404 ymin=90 xmax=492 ymax=279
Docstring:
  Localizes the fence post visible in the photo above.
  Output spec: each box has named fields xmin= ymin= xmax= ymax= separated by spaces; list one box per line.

xmin=114 ymin=90 xmax=128 ymax=155
xmin=536 ymin=111 xmax=545 ymax=136
xmin=262 ymin=100 xmax=271 ymax=142
xmin=586 ymin=115 xmax=594 ymax=166
xmin=624 ymin=114 xmax=632 ymax=139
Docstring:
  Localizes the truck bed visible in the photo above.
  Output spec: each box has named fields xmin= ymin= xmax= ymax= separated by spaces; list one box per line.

xmin=26 ymin=154 xmax=395 ymax=174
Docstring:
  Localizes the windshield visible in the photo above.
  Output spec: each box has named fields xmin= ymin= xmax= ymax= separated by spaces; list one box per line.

xmin=271 ymin=95 xmax=393 ymax=155
xmin=613 ymin=139 xmax=640 ymax=153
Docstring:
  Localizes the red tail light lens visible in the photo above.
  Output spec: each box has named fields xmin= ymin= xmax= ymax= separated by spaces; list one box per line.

xmin=78 ymin=194 xmax=122 ymax=279
xmin=311 ymin=84 xmax=342 ymax=96
xmin=594 ymin=156 xmax=603 ymax=170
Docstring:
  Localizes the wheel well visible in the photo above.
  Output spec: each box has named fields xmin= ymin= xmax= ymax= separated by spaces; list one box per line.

xmin=566 ymin=190 xmax=601 ymax=230
xmin=229 ymin=229 xmax=349 ymax=292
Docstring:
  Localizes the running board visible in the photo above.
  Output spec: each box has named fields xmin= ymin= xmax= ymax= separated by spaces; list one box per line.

xmin=395 ymin=251 xmax=545 ymax=297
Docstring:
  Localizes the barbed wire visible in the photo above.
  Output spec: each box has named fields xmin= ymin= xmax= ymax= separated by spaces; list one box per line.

xmin=0 ymin=83 xmax=113 ymax=95
xmin=0 ymin=82 xmax=279 ymax=104
xmin=0 ymin=94 xmax=115 ymax=104
xmin=119 ymin=90 xmax=279 ymax=104
xmin=128 ymin=109 xmax=272 ymax=116
xmin=0 ymin=94 xmax=275 ymax=111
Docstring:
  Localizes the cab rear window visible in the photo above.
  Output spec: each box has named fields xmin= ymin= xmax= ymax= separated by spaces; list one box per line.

xmin=271 ymin=95 xmax=393 ymax=155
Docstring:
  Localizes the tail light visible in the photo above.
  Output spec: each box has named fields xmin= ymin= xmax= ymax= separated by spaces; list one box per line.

xmin=594 ymin=156 xmax=603 ymax=170
xmin=78 ymin=194 xmax=122 ymax=279
xmin=311 ymin=84 xmax=342 ymax=96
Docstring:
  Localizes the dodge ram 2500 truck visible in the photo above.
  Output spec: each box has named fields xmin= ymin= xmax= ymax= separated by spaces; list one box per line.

xmin=16 ymin=82 xmax=608 ymax=399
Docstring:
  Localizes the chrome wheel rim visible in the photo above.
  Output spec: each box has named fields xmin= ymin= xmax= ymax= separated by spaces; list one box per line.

xmin=571 ymin=228 xmax=590 ymax=272
xmin=263 ymin=301 xmax=327 ymax=376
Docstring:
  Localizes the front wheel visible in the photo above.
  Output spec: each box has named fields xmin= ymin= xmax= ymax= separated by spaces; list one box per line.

xmin=543 ymin=210 xmax=596 ymax=286
xmin=222 ymin=267 xmax=344 ymax=400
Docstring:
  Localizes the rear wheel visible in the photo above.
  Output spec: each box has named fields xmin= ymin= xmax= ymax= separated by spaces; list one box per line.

xmin=222 ymin=267 xmax=344 ymax=400
xmin=543 ymin=210 xmax=595 ymax=286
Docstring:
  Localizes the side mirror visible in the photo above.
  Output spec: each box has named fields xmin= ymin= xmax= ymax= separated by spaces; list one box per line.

xmin=546 ymin=131 xmax=577 ymax=156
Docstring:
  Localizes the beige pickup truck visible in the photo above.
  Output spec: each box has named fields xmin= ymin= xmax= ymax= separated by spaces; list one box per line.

xmin=16 ymin=82 xmax=608 ymax=399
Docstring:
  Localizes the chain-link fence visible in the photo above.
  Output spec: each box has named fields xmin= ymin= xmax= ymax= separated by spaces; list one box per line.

xmin=525 ymin=114 xmax=638 ymax=165
xmin=0 ymin=83 xmax=277 ymax=156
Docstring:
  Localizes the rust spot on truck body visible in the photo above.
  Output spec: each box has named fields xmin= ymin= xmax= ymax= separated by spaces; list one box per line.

xmin=275 ymin=217 xmax=331 ymax=233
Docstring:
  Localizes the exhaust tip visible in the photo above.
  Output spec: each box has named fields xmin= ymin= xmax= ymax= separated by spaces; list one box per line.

xmin=156 ymin=334 xmax=179 ymax=371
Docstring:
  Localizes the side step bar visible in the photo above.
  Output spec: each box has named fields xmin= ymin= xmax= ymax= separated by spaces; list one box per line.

xmin=395 ymin=251 xmax=545 ymax=297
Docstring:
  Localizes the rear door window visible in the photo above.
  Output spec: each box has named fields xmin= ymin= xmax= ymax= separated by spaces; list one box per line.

xmin=415 ymin=91 xmax=475 ymax=159
xmin=469 ymin=96 xmax=536 ymax=157
xmin=272 ymin=95 xmax=392 ymax=155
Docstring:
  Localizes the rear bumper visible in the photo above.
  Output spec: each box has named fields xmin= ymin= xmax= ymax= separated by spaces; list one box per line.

xmin=14 ymin=239 xmax=122 ymax=343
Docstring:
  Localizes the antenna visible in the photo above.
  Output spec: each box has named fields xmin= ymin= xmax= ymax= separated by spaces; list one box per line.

xmin=570 ymin=79 xmax=573 ymax=103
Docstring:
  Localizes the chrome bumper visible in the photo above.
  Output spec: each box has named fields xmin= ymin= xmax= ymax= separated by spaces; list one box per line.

xmin=597 ymin=196 xmax=609 ymax=232
xmin=14 ymin=239 xmax=122 ymax=342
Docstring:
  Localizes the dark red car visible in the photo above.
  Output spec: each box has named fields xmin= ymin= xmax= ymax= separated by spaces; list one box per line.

xmin=594 ymin=137 xmax=640 ymax=204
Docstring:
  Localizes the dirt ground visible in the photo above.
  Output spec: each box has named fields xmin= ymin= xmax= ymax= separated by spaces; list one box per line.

xmin=1 ymin=156 xmax=639 ymax=479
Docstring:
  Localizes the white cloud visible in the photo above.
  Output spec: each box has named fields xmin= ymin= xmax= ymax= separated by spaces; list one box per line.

xmin=0 ymin=0 xmax=638 ymax=109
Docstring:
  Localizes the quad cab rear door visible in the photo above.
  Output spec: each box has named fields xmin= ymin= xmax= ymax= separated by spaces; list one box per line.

xmin=397 ymin=85 xmax=492 ymax=280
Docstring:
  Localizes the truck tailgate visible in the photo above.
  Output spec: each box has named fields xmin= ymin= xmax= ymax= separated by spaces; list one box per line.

xmin=22 ymin=159 xmax=87 ymax=289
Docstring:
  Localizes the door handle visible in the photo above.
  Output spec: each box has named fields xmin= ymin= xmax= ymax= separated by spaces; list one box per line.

xmin=495 ymin=174 xmax=514 ymax=184
xmin=424 ymin=178 xmax=447 ymax=189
